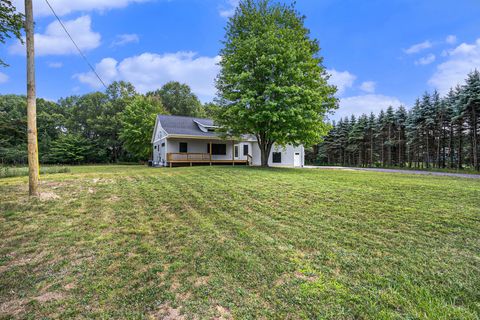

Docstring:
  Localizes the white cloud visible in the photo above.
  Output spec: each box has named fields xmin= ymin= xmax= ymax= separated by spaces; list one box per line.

xmin=404 ymin=40 xmax=432 ymax=54
xmin=0 ymin=72 xmax=9 ymax=84
xmin=359 ymin=81 xmax=376 ymax=93
xmin=12 ymin=0 xmax=150 ymax=17
xmin=219 ymin=0 xmax=239 ymax=18
xmin=327 ymin=69 xmax=356 ymax=96
xmin=9 ymin=15 xmax=101 ymax=56
xmin=333 ymin=94 xmax=404 ymax=120
xmin=446 ymin=35 xmax=457 ymax=45
xmin=48 ymin=62 xmax=63 ymax=68
xmin=75 ymin=52 xmax=221 ymax=101
xmin=429 ymin=38 xmax=480 ymax=94
xmin=450 ymin=42 xmax=478 ymax=55
xmin=111 ymin=34 xmax=139 ymax=47
xmin=415 ymin=53 xmax=436 ymax=66
xmin=74 ymin=57 xmax=119 ymax=88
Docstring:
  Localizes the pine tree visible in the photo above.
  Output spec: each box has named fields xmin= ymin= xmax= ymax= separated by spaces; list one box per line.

xmin=367 ymin=113 xmax=376 ymax=166
xmin=395 ymin=106 xmax=407 ymax=167
xmin=317 ymin=72 xmax=480 ymax=171
xmin=384 ymin=106 xmax=396 ymax=166
xmin=459 ymin=70 xmax=480 ymax=170
xmin=376 ymin=110 xmax=386 ymax=166
xmin=444 ymin=88 xmax=457 ymax=168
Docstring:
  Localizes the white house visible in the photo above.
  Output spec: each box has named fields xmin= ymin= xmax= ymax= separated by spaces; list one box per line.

xmin=151 ymin=115 xmax=304 ymax=167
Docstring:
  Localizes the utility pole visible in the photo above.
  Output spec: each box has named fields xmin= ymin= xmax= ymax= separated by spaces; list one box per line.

xmin=25 ymin=0 xmax=39 ymax=197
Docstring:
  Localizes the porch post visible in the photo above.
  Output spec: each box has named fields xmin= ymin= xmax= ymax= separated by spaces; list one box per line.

xmin=209 ymin=142 xmax=212 ymax=166
xmin=232 ymin=140 xmax=235 ymax=166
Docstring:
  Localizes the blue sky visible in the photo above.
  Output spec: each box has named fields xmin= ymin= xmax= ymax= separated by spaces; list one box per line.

xmin=1 ymin=0 xmax=480 ymax=119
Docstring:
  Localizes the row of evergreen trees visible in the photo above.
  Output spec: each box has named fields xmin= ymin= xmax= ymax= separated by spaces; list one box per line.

xmin=316 ymin=70 xmax=480 ymax=171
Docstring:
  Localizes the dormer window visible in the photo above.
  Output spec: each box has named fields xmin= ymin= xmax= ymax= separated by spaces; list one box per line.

xmin=194 ymin=120 xmax=219 ymax=133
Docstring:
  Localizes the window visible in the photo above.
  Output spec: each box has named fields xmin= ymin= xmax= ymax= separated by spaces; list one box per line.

xmin=207 ymin=143 xmax=227 ymax=155
xmin=234 ymin=146 xmax=239 ymax=158
xmin=243 ymin=144 xmax=249 ymax=156
xmin=272 ymin=152 xmax=282 ymax=163
xmin=179 ymin=142 xmax=188 ymax=153
xmin=161 ymin=142 xmax=165 ymax=147
xmin=154 ymin=145 xmax=157 ymax=150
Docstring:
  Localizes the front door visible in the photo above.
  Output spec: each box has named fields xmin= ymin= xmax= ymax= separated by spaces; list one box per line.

xmin=294 ymin=152 xmax=301 ymax=167
xmin=234 ymin=145 xmax=239 ymax=159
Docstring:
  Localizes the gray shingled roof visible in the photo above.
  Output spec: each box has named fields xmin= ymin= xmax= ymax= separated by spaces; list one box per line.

xmin=157 ymin=115 xmax=219 ymax=137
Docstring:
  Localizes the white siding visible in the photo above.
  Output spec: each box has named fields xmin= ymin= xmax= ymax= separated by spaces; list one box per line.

xmin=167 ymin=138 xmax=237 ymax=161
xmin=153 ymin=138 xmax=167 ymax=166
xmin=251 ymin=143 xmax=304 ymax=167
xmin=153 ymin=133 xmax=304 ymax=167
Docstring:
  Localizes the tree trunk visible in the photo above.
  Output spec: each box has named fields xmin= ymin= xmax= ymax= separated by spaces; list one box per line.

xmin=407 ymin=144 xmax=411 ymax=168
xmin=425 ymin=131 xmax=430 ymax=168
xmin=381 ymin=137 xmax=385 ymax=166
xmin=472 ymin=109 xmax=478 ymax=170
xmin=258 ymin=137 xmax=273 ymax=167
xmin=458 ymin=125 xmax=463 ymax=170
xmin=370 ymin=132 xmax=373 ymax=167
xmin=442 ymin=124 xmax=446 ymax=168
xmin=436 ymin=118 xmax=442 ymax=168
xmin=449 ymin=124 xmax=454 ymax=169
xmin=398 ymin=130 xmax=402 ymax=167
xmin=388 ymin=125 xmax=392 ymax=166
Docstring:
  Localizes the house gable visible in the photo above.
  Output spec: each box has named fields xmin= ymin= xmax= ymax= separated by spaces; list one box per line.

xmin=151 ymin=116 xmax=168 ymax=143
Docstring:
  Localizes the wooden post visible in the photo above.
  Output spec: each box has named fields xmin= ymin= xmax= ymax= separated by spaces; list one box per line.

xmin=209 ymin=142 xmax=212 ymax=166
xmin=25 ymin=0 xmax=39 ymax=197
xmin=232 ymin=140 xmax=235 ymax=166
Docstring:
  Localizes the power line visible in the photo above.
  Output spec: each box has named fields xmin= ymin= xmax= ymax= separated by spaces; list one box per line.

xmin=44 ymin=0 xmax=108 ymax=89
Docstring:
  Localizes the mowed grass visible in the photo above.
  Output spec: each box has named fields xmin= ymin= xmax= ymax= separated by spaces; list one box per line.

xmin=0 ymin=165 xmax=479 ymax=319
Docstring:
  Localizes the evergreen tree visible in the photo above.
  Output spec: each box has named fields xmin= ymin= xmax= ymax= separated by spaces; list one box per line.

xmin=366 ymin=113 xmax=377 ymax=166
xmin=376 ymin=110 xmax=386 ymax=166
xmin=48 ymin=134 xmax=93 ymax=164
xmin=395 ymin=106 xmax=407 ymax=167
xmin=384 ymin=106 xmax=396 ymax=166
xmin=316 ymin=71 xmax=480 ymax=171
xmin=459 ymin=70 xmax=480 ymax=170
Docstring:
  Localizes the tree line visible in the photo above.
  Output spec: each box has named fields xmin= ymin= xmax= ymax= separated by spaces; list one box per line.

xmin=314 ymin=70 xmax=480 ymax=171
xmin=0 ymin=81 xmax=215 ymax=165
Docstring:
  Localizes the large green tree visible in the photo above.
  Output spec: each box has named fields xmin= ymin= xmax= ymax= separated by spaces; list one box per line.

xmin=1 ymin=0 xmax=24 ymax=66
xmin=215 ymin=0 xmax=337 ymax=166
xmin=459 ymin=70 xmax=480 ymax=170
xmin=48 ymin=133 xmax=93 ymax=164
xmin=147 ymin=81 xmax=205 ymax=117
xmin=0 ymin=95 xmax=64 ymax=164
xmin=104 ymin=81 xmax=137 ymax=161
xmin=120 ymin=96 xmax=167 ymax=160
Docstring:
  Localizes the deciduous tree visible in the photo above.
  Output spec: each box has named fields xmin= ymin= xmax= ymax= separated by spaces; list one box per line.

xmin=216 ymin=0 xmax=337 ymax=166
xmin=147 ymin=82 xmax=205 ymax=117
xmin=120 ymin=96 xmax=167 ymax=160
xmin=0 ymin=0 xmax=24 ymax=66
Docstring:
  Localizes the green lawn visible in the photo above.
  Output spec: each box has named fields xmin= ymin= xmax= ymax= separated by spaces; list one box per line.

xmin=1 ymin=165 xmax=479 ymax=319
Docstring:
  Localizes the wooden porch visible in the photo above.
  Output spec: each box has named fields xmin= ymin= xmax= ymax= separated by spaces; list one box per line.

xmin=166 ymin=152 xmax=252 ymax=167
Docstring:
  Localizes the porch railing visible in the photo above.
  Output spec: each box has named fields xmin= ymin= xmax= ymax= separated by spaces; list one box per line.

xmin=167 ymin=153 xmax=211 ymax=162
xmin=246 ymin=154 xmax=253 ymax=166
